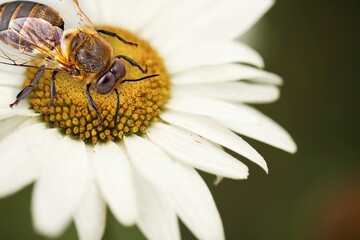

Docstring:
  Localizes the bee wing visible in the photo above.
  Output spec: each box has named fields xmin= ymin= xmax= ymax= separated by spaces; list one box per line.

xmin=0 ymin=18 xmax=66 ymax=72
xmin=0 ymin=45 xmax=65 ymax=72
xmin=33 ymin=0 xmax=94 ymax=29
xmin=1 ymin=18 xmax=64 ymax=54
xmin=71 ymin=0 xmax=94 ymax=27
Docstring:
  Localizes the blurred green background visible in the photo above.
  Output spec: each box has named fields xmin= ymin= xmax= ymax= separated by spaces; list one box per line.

xmin=0 ymin=0 xmax=359 ymax=239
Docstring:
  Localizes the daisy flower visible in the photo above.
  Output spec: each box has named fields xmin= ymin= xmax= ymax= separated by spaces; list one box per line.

xmin=0 ymin=0 xmax=296 ymax=239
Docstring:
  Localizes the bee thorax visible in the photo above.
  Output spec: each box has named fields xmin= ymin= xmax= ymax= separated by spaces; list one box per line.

xmin=63 ymin=29 xmax=113 ymax=79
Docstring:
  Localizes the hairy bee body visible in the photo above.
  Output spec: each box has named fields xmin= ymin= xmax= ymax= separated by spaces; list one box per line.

xmin=0 ymin=1 xmax=64 ymax=31
xmin=0 ymin=1 xmax=64 ymax=53
xmin=62 ymin=28 xmax=114 ymax=82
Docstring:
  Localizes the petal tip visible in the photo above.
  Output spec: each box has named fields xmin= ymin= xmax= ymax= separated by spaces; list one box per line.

xmin=288 ymin=142 xmax=298 ymax=154
xmin=263 ymin=163 xmax=269 ymax=174
xmin=32 ymin=216 xmax=68 ymax=239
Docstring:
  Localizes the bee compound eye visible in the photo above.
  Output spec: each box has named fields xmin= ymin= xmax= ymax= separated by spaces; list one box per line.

xmin=110 ymin=60 xmax=126 ymax=79
xmin=95 ymin=72 xmax=116 ymax=94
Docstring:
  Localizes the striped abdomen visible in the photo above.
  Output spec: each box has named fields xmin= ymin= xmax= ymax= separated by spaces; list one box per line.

xmin=0 ymin=1 xmax=64 ymax=31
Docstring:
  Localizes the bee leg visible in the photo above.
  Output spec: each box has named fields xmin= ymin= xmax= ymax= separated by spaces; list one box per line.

xmin=10 ymin=66 xmax=46 ymax=108
xmin=85 ymin=83 xmax=103 ymax=128
xmin=115 ymin=55 xmax=148 ymax=73
xmin=97 ymin=29 xmax=138 ymax=47
xmin=113 ymin=89 xmax=120 ymax=125
xmin=48 ymin=71 xmax=58 ymax=108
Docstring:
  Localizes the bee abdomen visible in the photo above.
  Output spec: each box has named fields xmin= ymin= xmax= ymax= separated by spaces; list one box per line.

xmin=0 ymin=1 xmax=64 ymax=31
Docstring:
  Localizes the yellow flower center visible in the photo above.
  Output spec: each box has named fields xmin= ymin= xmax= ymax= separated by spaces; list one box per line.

xmin=25 ymin=26 xmax=170 ymax=144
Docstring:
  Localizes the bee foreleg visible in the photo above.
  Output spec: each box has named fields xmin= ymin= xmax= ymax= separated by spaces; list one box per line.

xmin=10 ymin=66 xmax=46 ymax=108
xmin=115 ymin=55 xmax=147 ymax=73
xmin=113 ymin=89 xmax=120 ymax=125
xmin=97 ymin=29 xmax=138 ymax=47
xmin=48 ymin=71 xmax=59 ymax=108
xmin=85 ymin=83 xmax=103 ymax=128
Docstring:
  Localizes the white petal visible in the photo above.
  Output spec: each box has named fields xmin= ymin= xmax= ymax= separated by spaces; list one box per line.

xmin=127 ymin=0 xmax=166 ymax=32
xmin=147 ymin=123 xmax=248 ymax=179
xmin=166 ymin=96 xmax=260 ymax=124
xmin=78 ymin=0 xmax=101 ymax=24
xmin=232 ymin=0 xmax=274 ymax=37
xmin=183 ymin=0 xmax=274 ymax=40
xmin=0 ymin=85 xmax=36 ymax=112
xmin=168 ymin=164 xmax=224 ymax=240
xmin=0 ymin=69 xmax=24 ymax=87
xmin=171 ymin=63 xmax=283 ymax=85
xmin=98 ymin=0 xmax=133 ymax=28
xmin=172 ymin=82 xmax=280 ymax=104
xmin=98 ymin=0 xmax=164 ymax=32
xmin=0 ymin=108 xmax=38 ymax=120
xmin=139 ymin=0 xmax=175 ymax=40
xmin=0 ymin=122 xmax=58 ymax=198
xmin=0 ymin=116 xmax=32 ymax=139
xmin=0 ymin=85 xmax=39 ymax=120
xmin=136 ymin=175 xmax=180 ymax=240
xmin=147 ymin=0 xmax=272 ymax=47
xmin=124 ymin=135 xmax=174 ymax=190
xmin=0 ymin=85 xmax=22 ymax=106
xmin=161 ymin=110 xmax=268 ymax=172
xmin=141 ymin=0 xmax=214 ymax=43
xmin=32 ymin=137 xmax=89 ymax=237
xmin=74 ymin=178 xmax=106 ymax=240
xmin=92 ymin=142 xmax=138 ymax=226
xmin=165 ymin=41 xmax=264 ymax=74
xmin=216 ymin=104 xmax=297 ymax=153
xmin=98 ymin=0 xmax=130 ymax=27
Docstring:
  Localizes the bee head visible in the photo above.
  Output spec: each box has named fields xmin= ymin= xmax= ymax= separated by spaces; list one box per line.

xmin=95 ymin=60 xmax=126 ymax=94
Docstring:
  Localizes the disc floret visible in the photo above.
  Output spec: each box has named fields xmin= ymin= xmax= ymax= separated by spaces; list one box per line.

xmin=26 ymin=26 xmax=170 ymax=144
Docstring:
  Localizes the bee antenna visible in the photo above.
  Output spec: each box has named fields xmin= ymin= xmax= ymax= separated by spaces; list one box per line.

xmin=113 ymin=74 xmax=159 ymax=124
xmin=122 ymin=74 xmax=159 ymax=83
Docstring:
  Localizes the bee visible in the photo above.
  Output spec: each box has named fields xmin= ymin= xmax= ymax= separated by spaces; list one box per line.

xmin=0 ymin=0 xmax=158 ymax=126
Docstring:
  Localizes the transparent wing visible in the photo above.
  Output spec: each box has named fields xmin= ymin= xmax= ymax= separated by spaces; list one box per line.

xmin=31 ymin=0 xmax=95 ymax=29
xmin=0 ymin=30 xmax=36 ymax=53
xmin=71 ymin=0 xmax=94 ymax=27
xmin=0 ymin=18 xmax=64 ymax=54
xmin=0 ymin=18 xmax=66 ymax=72
xmin=0 ymin=46 xmax=65 ymax=72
